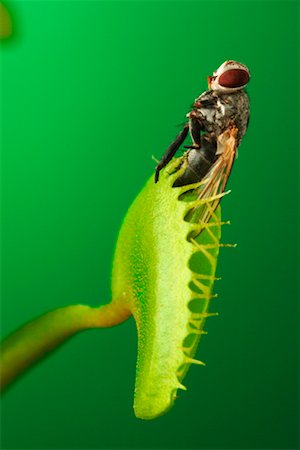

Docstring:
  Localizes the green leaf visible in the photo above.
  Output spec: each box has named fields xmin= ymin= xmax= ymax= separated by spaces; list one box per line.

xmin=1 ymin=159 xmax=223 ymax=422
xmin=112 ymin=161 xmax=221 ymax=419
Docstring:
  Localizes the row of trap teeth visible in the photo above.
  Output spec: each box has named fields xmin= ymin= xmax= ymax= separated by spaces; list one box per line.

xmin=176 ymin=201 xmax=235 ymax=389
xmin=172 ymin=169 xmax=236 ymax=391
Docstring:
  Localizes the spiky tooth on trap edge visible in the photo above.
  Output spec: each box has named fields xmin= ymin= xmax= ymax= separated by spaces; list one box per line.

xmin=184 ymin=356 xmax=206 ymax=366
xmin=176 ymin=382 xmax=187 ymax=391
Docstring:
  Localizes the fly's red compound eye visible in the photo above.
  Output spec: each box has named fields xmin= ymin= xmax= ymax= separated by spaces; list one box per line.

xmin=218 ymin=69 xmax=249 ymax=88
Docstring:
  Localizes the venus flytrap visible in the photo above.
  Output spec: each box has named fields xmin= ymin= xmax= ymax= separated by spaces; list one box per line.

xmin=1 ymin=60 xmax=250 ymax=419
xmin=1 ymin=60 xmax=249 ymax=420
xmin=0 ymin=153 xmax=229 ymax=420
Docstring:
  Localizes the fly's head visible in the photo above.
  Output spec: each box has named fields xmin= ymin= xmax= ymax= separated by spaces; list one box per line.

xmin=208 ymin=60 xmax=250 ymax=93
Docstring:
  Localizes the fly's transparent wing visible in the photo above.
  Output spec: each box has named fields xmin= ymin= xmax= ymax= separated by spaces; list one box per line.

xmin=186 ymin=127 xmax=238 ymax=232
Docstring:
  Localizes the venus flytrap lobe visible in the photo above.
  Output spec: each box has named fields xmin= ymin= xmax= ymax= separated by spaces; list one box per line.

xmin=0 ymin=161 xmax=224 ymax=419
xmin=112 ymin=159 xmax=223 ymax=419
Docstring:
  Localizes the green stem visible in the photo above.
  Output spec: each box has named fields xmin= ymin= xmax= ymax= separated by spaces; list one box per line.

xmin=0 ymin=301 xmax=131 ymax=392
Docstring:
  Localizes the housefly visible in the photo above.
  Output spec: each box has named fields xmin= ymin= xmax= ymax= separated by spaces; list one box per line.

xmin=154 ymin=60 xmax=250 ymax=225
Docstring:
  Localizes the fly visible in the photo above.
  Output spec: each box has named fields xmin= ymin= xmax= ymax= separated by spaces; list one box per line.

xmin=154 ymin=60 xmax=250 ymax=192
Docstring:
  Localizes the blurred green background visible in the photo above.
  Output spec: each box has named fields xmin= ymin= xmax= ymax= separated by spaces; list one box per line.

xmin=1 ymin=1 xmax=298 ymax=449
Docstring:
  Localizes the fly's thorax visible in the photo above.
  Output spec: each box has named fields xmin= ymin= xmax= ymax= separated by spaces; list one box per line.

xmin=191 ymin=89 xmax=249 ymax=144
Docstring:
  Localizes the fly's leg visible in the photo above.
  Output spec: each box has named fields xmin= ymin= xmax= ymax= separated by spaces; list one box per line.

xmin=184 ymin=115 xmax=202 ymax=149
xmin=155 ymin=124 xmax=189 ymax=183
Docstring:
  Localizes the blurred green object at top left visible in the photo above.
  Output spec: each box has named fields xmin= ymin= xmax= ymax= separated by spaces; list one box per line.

xmin=0 ymin=2 xmax=12 ymax=39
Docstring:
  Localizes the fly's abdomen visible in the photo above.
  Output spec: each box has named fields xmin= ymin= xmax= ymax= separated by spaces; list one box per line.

xmin=174 ymin=138 xmax=217 ymax=187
